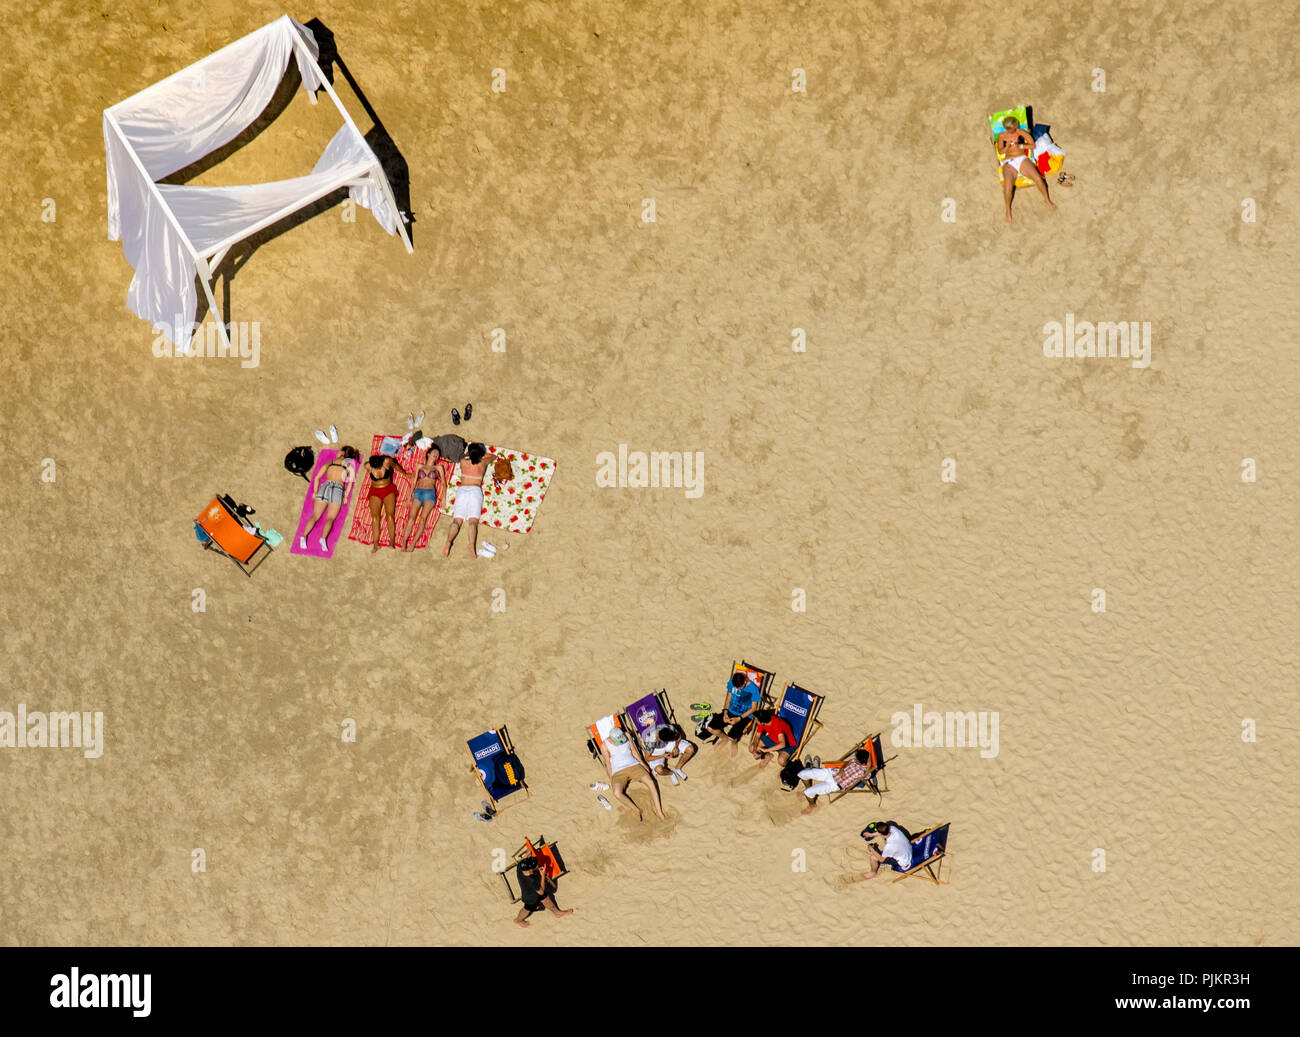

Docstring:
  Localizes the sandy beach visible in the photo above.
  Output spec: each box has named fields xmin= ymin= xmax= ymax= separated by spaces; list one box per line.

xmin=0 ymin=0 xmax=1296 ymax=946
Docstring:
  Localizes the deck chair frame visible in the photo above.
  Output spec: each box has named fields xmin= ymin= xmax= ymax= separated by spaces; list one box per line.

xmin=197 ymin=496 xmax=272 ymax=576
xmin=467 ymin=725 xmax=529 ymax=812
xmin=827 ymin=732 xmax=896 ymax=805
xmin=890 ymin=824 xmax=952 ymax=885
xmin=500 ymin=835 xmax=568 ymax=903
xmin=751 ymin=682 xmax=824 ymax=766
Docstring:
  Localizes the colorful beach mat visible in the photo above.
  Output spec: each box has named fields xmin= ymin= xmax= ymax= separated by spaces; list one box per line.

xmin=290 ymin=449 xmax=357 ymax=559
xmin=442 ymin=446 xmax=556 ymax=534
xmin=347 ymin=434 xmax=454 ymax=549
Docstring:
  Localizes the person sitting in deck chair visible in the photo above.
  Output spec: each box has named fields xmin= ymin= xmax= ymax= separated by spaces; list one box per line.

xmin=861 ymin=820 xmax=914 ymax=880
xmin=795 ymin=749 xmax=873 ymax=814
xmin=641 ymin=722 xmax=696 ymax=785
xmin=751 ymin=708 xmax=799 ymax=768
xmin=599 ymin=725 xmax=667 ymax=822
xmin=704 ymin=671 xmax=762 ymax=757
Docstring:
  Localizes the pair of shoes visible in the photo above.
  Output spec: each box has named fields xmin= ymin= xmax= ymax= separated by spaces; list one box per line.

xmin=314 ymin=425 xmax=340 ymax=445
xmin=407 ymin=411 xmax=426 ymax=429
xmin=810 ymin=756 xmax=821 ymax=769
xmin=451 ymin=403 xmax=473 ymax=425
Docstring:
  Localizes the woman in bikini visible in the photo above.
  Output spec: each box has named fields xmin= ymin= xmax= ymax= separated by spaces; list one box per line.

xmin=365 ymin=453 xmax=411 ymax=553
xmin=402 ymin=443 xmax=445 ymax=552
xmin=299 ymin=446 xmax=360 ymax=551
xmin=443 ymin=442 xmax=490 ymax=559
xmin=996 ymin=115 xmax=1056 ymax=222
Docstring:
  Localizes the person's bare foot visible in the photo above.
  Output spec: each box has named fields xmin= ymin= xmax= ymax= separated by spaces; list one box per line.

xmin=1046 ymin=201 xmax=1058 ymax=211
xmin=442 ymin=540 xmax=452 ymax=557
xmin=801 ymin=802 xmax=818 ymax=815
xmin=729 ymin=740 xmax=739 ymax=758
xmin=1005 ymin=211 xmax=1013 ymax=223
xmin=654 ymin=809 xmax=666 ymax=821
xmin=863 ymin=869 xmax=880 ymax=880
xmin=370 ymin=541 xmax=380 ymax=554
xmin=757 ymin=757 xmax=769 ymax=768
xmin=555 ymin=907 xmax=574 ymax=917
xmin=515 ymin=917 xmax=530 ymax=927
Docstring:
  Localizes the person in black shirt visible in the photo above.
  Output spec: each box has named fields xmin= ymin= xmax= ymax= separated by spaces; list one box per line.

xmin=514 ymin=857 xmax=574 ymax=927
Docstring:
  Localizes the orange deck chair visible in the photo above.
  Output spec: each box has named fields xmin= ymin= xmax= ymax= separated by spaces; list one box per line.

xmin=195 ymin=496 xmax=272 ymax=576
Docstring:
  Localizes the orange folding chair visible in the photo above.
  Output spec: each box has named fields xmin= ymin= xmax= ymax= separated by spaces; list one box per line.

xmin=501 ymin=835 xmax=568 ymax=902
xmin=195 ymin=496 xmax=272 ymax=576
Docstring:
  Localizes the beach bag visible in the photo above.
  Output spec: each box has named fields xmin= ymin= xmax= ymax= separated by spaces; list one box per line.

xmin=493 ymin=457 xmax=514 ymax=481
xmin=284 ymin=445 xmax=315 ymax=482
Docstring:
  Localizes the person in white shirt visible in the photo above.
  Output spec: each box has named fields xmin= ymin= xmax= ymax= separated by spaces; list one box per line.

xmin=600 ymin=726 xmax=666 ymax=822
xmin=862 ymin=820 xmax=914 ymax=879
xmin=640 ymin=723 xmax=697 ymax=785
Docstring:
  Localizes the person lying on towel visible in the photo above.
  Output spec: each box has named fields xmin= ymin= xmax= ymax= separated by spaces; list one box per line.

xmin=995 ymin=116 xmax=1057 ymax=222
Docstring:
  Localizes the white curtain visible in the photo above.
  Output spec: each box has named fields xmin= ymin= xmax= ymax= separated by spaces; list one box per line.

xmin=105 ymin=15 xmax=397 ymax=349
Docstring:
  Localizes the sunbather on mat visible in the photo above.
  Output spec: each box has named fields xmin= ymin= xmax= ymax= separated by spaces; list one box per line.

xmin=365 ymin=452 xmax=411 ymax=553
xmin=600 ymin=726 xmax=667 ymax=822
xmin=403 ymin=443 xmax=445 ymax=552
xmin=300 ymin=445 xmax=359 ymax=551
xmin=443 ymin=442 xmax=489 ymax=559
xmin=996 ymin=115 xmax=1056 ymax=222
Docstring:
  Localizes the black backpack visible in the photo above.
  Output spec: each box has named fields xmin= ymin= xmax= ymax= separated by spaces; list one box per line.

xmin=284 ymin=445 xmax=316 ymax=482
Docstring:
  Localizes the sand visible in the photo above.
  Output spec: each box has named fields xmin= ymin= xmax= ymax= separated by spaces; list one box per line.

xmin=0 ymin=0 xmax=1296 ymax=946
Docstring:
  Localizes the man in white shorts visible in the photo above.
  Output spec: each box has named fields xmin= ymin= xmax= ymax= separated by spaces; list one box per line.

xmin=444 ymin=442 xmax=490 ymax=559
xmin=640 ymin=723 xmax=696 ymax=785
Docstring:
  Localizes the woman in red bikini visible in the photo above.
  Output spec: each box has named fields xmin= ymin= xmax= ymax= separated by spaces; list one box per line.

xmin=365 ymin=453 xmax=411 ymax=553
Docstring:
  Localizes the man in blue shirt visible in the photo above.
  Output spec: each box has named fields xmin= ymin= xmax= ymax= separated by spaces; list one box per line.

xmin=704 ymin=670 xmax=762 ymax=757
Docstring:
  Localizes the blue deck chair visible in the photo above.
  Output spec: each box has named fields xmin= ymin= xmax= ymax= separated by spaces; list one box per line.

xmin=863 ymin=823 xmax=951 ymax=885
xmin=752 ymin=683 xmax=824 ymax=780
xmin=827 ymin=732 xmax=895 ymax=805
xmin=467 ymin=726 xmax=529 ymax=812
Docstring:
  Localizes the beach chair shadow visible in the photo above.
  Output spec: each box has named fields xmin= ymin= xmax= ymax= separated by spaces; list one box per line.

xmin=467 ymin=726 xmax=529 ymax=813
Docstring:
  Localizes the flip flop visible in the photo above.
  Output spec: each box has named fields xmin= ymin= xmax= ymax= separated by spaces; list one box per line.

xmin=472 ymin=812 xmax=493 ymax=823
xmin=691 ymin=712 xmax=711 ymax=722
xmin=589 ymin=782 xmax=609 ymax=791
xmin=451 ymin=408 xmax=461 ymax=426
xmin=481 ymin=800 xmax=496 ymax=815
xmin=690 ymin=703 xmax=711 ymax=712
xmin=464 ymin=403 xmax=473 ymax=421
xmin=328 ymin=424 xmax=338 ymax=443
xmin=314 ymin=430 xmax=329 ymax=445
xmin=406 ymin=413 xmax=415 ymax=430
xmin=596 ymin=795 xmax=612 ymax=811
xmin=415 ymin=410 xmax=425 ymax=426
